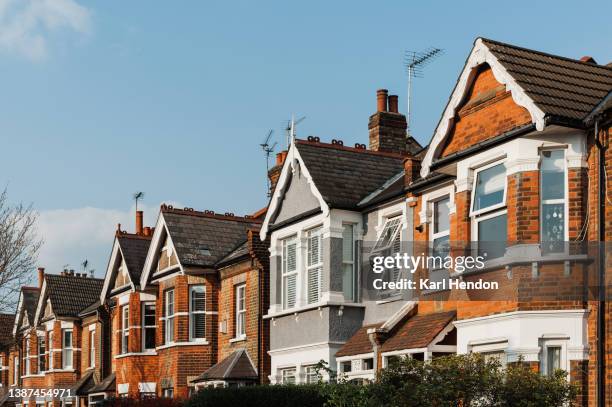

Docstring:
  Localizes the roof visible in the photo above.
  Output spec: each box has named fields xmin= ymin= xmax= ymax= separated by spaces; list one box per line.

xmin=116 ymin=233 xmax=151 ymax=283
xmin=357 ymin=171 xmax=405 ymax=208
xmin=21 ymin=287 xmax=40 ymax=327
xmin=295 ymin=140 xmax=405 ymax=209
xmin=193 ymin=349 xmax=258 ymax=382
xmin=481 ymin=38 xmax=612 ymax=123
xmin=335 ymin=323 xmax=382 ymax=357
xmin=89 ymin=373 xmax=116 ymax=393
xmin=0 ymin=313 xmax=15 ymax=347
xmin=380 ymin=311 xmax=456 ymax=353
xmin=78 ymin=300 xmax=100 ymax=317
xmin=217 ymin=240 xmax=249 ymax=266
xmin=162 ymin=207 xmax=261 ymax=268
xmin=44 ymin=274 xmax=104 ymax=318
xmin=70 ymin=370 xmax=96 ymax=395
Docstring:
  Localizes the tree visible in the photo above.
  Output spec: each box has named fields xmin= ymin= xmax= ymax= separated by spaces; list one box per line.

xmin=0 ymin=188 xmax=42 ymax=311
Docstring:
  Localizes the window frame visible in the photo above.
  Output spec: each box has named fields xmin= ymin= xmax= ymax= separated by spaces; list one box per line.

xmin=305 ymin=226 xmax=323 ymax=304
xmin=121 ymin=305 xmax=129 ymax=354
xmin=469 ymin=160 xmax=508 ymax=217
xmin=164 ymin=289 xmax=175 ymax=344
xmin=89 ymin=329 xmax=95 ymax=368
xmin=430 ymin=196 xmax=451 ymax=270
xmin=38 ymin=335 xmax=46 ymax=373
xmin=341 ymin=223 xmax=356 ymax=302
xmin=62 ymin=329 xmax=73 ymax=370
xmin=371 ymin=215 xmax=403 ymax=287
xmin=539 ymin=148 xmax=569 ymax=242
xmin=304 ymin=365 xmax=318 ymax=384
xmin=540 ymin=339 xmax=568 ymax=377
xmin=48 ymin=331 xmax=53 ymax=370
xmin=24 ymin=338 xmax=30 ymax=375
xmin=281 ymin=235 xmax=298 ymax=310
xmin=189 ymin=285 xmax=206 ymax=341
xmin=13 ymin=355 xmax=19 ymax=383
xmin=280 ymin=367 xmax=296 ymax=384
xmin=235 ymin=283 xmax=246 ymax=339
xmin=142 ymin=302 xmax=156 ymax=351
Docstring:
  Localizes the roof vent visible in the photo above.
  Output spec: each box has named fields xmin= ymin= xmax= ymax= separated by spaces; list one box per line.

xmin=580 ymin=56 xmax=597 ymax=64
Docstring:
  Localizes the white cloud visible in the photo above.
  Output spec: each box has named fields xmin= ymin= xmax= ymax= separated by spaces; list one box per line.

xmin=0 ymin=0 xmax=91 ymax=61
xmin=36 ymin=203 xmax=174 ymax=278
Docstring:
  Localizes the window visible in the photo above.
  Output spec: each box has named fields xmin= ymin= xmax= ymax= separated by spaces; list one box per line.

xmin=471 ymin=162 xmax=508 ymax=259
xmin=62 ymin=329 xmax=73 ymax=369
xmin=540 ymin=150 xmax=566 ymax=245
xmin=372 ymin=216 xmax=402 ymax=285
xmin=541 ymin=341 xmax=566 ymax=377
xmin=164 ymin=289 xmax=175 ymax=343
xmin=340 ymin=361 xmax=351 ymax=373
xmin=281 ymin=236 xmax=297 ymax=309
xmin=363 ymin=358 xmax=374 ymax=370
xmin=38 ymin=336 xmax=46 ymax=373
xmin=431 ymin=197 xmax=451 ymax=268
xmin=121 ymin=306 xmax=129 ymax=354
xmin=89 ymin=330 xmax=95 ymax=367
xmin=190 ymin=285 xmax=206 ymax=340
xmin=142 ymin=303 xmax=156 ymax=350
xmin=306 ymin=227 xmax=323 ymax=304
xmin=546 ymin=346 xmax=561 ymax=376
xmin=235 ymin=284 xmax=246 ymax=338
xmin=48 ymin=331 xmax=53 ymax=370
xmin=304 ymin=365 xmax=318 ymax=384
xmin=24 ymin=339 xmax=30 ymax=375
xmin=162 ymin=388 xmax=174 ymax=398
xmin=482 ymin=350 xmax=507 ymax=370
xmin=13 ymin=356 xmax=19 ymax=383
xmin=342 ymin=224 xmax=355 ymax=302
xmin=281 ymin=367 xmax=296 ymax=384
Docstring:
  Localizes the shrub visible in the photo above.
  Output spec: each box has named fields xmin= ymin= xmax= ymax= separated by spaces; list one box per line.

xmin=100 ymin=397 xmax=184 ymax=407
xmin=184 ymin=384 xmax=325 ymax=407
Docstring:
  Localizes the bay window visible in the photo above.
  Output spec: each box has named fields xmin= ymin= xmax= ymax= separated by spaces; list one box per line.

xmin=89 ymin=330 xmax=95 ymax=367
xmin=471 ymin=161 xmax=507 ymax=259
xmin=342 ymin=224 xmax=355 ymax=301
xmin=235 ymin=284 xmax=246 ymax=338
xmin=164 ymin=289 xmax=175 ymax=344
xmin=48 ymin=331 xmax=53 ymax=370
xmin=142 ymin=303 xmax=156 ymax=350
xmin=281 ymin=236 xmax=297 ymax=309
xmin=38 ymin=336 xmax=46 ymax=373
xmin=189 ymin=285 xmax=206 ymax=340
xmin=540 ymin=150 xmax=566 ymax=246
xmin=306 ymin=226 xmax=323 ymax=304
xmin=121 ymin=306 xmax=129 ymax=354
xmin=62 ymin=329 xmax=73 ymax=369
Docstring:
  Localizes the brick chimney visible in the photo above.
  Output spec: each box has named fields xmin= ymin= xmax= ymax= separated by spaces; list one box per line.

xmin=404 ymin=157 xmax=421 ymax=187
xmin=369 ymin=89 xmax=408 ymax=154
xmin=268 ymin=151 xmax=288 ymax=196
xmin=143 ymin=226 xmax=152 ymax=237
xmin=136 ymin=211 xmax=144 ymax=235
xmin=37 ymin=267 xmax=45 ymax=289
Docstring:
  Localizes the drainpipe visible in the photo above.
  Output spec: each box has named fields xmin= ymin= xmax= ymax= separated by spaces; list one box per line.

xmin=595 ymin=118 xmax=606 ymax=407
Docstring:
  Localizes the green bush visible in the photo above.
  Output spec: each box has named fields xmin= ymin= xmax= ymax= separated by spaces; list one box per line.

xmin=100 ymin=397 xmax=183 ymax=407
xmin=184 ymin=384 xmax=325 ymax=407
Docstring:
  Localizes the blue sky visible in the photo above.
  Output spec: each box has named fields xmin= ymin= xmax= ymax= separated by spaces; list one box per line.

xmin=0 ymin=0 xmax=610 ymax=278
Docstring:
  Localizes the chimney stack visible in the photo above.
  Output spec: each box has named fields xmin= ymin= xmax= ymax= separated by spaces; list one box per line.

xmin=404 ymin=157 xmax=421 ymax=187
xmin=136 ymin=211 xmax=144 ymax=235
xmin=37 ymin=267 xmax=45 ymax=289
xmin=369 ymin=89 xmax=408 ymax=155
xmin=268 ymin=151 xmax=288 ymax=196
xmin=143 ymin=226 xmax=152 ymax=237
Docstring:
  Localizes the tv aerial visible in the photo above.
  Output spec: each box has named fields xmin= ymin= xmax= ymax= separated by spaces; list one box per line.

xmin=260 ymin=130 xmax=277 ymax=194
xmin=284 ymin=114 xmax=306 ymax=148
xmin=404 ymin=47 xmax=443 ymax=132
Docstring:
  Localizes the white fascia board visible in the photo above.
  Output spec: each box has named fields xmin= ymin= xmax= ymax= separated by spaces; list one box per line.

xmin=421 ymin=38 xmax=546 ymax=179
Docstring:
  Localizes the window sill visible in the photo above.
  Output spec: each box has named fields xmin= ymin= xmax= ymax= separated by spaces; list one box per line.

xmin=264 ymin=301 xmax=365 ymax=319
xmin=114 ymin=351 xmax=158 ymax=359
xmin=156 ymin=340 xmax=209 ymax=350
xmin=229 ymin=336 xmax=247 ymax=343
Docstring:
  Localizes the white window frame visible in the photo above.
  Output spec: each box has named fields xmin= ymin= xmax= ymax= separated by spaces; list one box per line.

xmin=121 ymin=305 xmax=129 ymax=354
xmin=431 ymin=196 xmax=451 ymax=270
xmin=164 ymin=289 xmax=175 ymax=344
xmin=24 ymin=338 xmax=30 ymax=375
xmin=469 ymin=160 xmax=508 ymax=217
xmin=305 ymin=226 xmax=323 ymax=304
xmin=342 ymin=223 xmax=356 ymax=302
xmin=304 ymin=365 xmax=318 ymax=384
xmin=13 ymin=356 xmax=19 ymax=383
xmin=280 ymin=367 xmax=296 ymax=384
xmin=48 ymin=331 xmax=53 ymax=370
xmin=38 ymin=335 xmax=46 ymax=373
xmin=281 ymin=235 xmax=298 ymax=310
xmin=89 ymin=329 xmax=95 ymax=368
xmin=142 ymin=302 xmax=156 ymax=351
xmin=235 ymin=284 xmax=246 ymax=339
xmin=372 ymin=215 xmax=403 ymax=287
xmin=540 ymin=338 xmax=568 ymax=378
xmin=189 ymin=285 xmax=206 ymax=341
xmin=62 ymin=329 xmax=73 ymax=369
xmin=539 ymin=148 xmax=569 ymax=242
xmin=472 ymin=208 xmax=509 ymax=241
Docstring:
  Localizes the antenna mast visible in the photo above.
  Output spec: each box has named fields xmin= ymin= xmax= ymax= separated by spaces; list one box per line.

xmin=133 ymin=191 xmax=145 ymax=212
xmin=404 ymin=47 xmax=443 ymax=133
xmin=284 ymin=114 xmax=306 ymax=148
xmin=260 ymin=130 xmax=277 ymax=195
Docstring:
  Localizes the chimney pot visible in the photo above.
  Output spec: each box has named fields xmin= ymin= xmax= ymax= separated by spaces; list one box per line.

xmin=376 ymin=89 xmax=388 ymax=112
xmin=143 ymin=226 xmax=152 ymax=237
xmin=37 ymin=267 xmax=45 ymax=289
xmin=276 ymin=151 xmax=288 ymax=166
xmin=136 ymin=211 xmax=144 ymax=235
xmin=388 ymin=95 xmax=399 ymax=113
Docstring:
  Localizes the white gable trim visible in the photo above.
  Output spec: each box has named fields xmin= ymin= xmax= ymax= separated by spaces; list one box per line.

xmin=260 ymin=139 xmax=329 ymax=240
xmin=100 ymin=238 xmax=135 ymax=303
xmin=139 ymin=212 xmax=184 ymax=287
xmin=12 ymin=292 xmax=25 ymax=336
xmin=420 ymin=38 xmax=546 ymax=179
xmin=33 ymin=279 xmax=48 ymax=327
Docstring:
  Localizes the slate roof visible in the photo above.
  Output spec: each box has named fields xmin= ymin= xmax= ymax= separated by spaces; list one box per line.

xmin=89 ymin=373 xmax=116 ymax=393
xmin=44 ymin=274 xmax=104 ymax=318
xmin=296 ymin=140 xmax=405 ymax=209
xmin=193 ymin=349 xmax=258 ymax=382
xmin=481 ymin=38 xmax=612 ymax=123
xmin=117 ymin=234 xmax=151 ymax=283
xmin=78 ymin=300 xmax=100 ymax=317
xmin=380 ymin=311 xmax=456 ymax=353
xmin=0 ymin=313 xmax=15 ymax=347
xmin=162 ymin=207 xmax=261 ymax=268
xmin=70 ymin=370 xmax=96 ymax=396
xmin=217 ymin=240 xmax=249 ymax=266
xmin=335 ymin=323 xmax=382 ymax=357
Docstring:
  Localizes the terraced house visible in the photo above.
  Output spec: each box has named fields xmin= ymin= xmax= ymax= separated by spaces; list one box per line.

xmin=261 ymin=37 xmax=612 ymax=407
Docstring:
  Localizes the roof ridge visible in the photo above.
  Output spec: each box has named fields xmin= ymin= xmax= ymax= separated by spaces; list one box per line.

xmin=116 ymin=232 xmax=152 ymax=241
xmin=161 ymin=204 xmax=263 ymax=223
xmin=46 ymin=273 xmax=104 ymax=282
xmin=22 ymin=286 xmax=40 ymax=291
xmin=480 ymin=37 xmax=612 ymax=72
xmin=296 ymin=139 xmax=407 ymax=159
